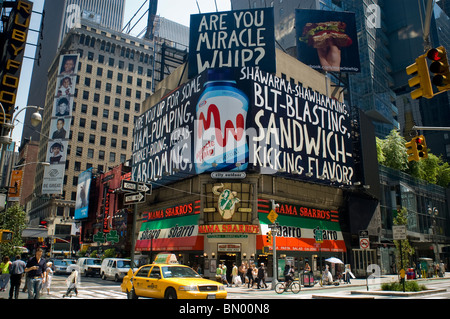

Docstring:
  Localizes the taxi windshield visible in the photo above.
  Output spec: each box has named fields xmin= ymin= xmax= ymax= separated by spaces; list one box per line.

xmin=161 ymin=266 xmax=201 ymax=278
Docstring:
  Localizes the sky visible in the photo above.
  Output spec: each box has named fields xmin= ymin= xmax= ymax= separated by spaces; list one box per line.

xmin=11 ymin=0 xmax=232 ymax=149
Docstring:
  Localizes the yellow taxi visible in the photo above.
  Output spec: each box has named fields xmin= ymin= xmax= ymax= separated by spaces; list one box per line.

xmin=121 ymin=254 xmax=227 ymax=299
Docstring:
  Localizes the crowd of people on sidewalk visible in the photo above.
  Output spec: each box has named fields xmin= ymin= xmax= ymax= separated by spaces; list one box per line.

xmin=215 ymin=261 xmax=269 ymax=289
xmin=0 ymin=248 xmax=79 ymax=299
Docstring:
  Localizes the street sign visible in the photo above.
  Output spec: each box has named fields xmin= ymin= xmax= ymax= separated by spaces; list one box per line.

xmin=314 ymin=227 xmax=323 ymax=243
xmin=124 ymin=192 xmax=145 ymax=205
xmin=121 ymin=180 xmax=152 ymax=194
xmin=360 ymin=237 xmax=370 ymax=250
xmin=267 ymin=209 xmax=278 ymax=224
xmin=393 ymin=225 xmax=407 ymax=240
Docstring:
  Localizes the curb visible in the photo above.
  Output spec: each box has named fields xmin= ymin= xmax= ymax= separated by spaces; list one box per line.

xmin=350 ymin=288 xmax=447 ymax=297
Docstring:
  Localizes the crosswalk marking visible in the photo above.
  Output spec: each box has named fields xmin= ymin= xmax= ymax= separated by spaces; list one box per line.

xmin=46 ymin=288 xmax=126 ymax=299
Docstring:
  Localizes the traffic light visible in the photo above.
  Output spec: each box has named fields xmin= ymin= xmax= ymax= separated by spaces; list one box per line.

xmin=0 ymin=230 xmax=13 ymax=243
xmin=427 ymin=46 xmax=450 ymax=94
xmin=266 ymin=231 xmax=272 ymax=244
xmin=405 ymin=135 xmax=428 ymax=162
xmin=415 ymin=135 xmax=428 ymax=159
xmin=406 ymin=54 xmax=433 ymax=99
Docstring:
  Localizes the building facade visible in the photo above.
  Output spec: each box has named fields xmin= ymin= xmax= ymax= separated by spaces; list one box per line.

xmin=27 ymin=19 xmax=187 ymax=254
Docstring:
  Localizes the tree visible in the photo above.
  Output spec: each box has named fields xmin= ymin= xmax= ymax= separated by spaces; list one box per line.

xmin=393 ymin=207 xmax=415 ymax=270
xmin=0 ymin=204 xmax=27 ymax=258
xmin=379 ymin=130 xmax=409 ymax=171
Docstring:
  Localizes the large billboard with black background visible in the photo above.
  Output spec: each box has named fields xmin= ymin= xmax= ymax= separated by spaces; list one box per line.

xmin=188 ymin=8 xmax=276 ymax=78
xmin=132 ymin=67 xmax=355 ymax=187
xmin=295 ymin=9 xmax=361 ymax=73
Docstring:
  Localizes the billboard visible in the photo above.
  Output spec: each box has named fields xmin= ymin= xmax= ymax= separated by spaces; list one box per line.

xmin=75 ymin=168 xmax=92 ymax=220
xmin=132 ymin=67 xmax=355 ymax=186
xmin=42 ymin=54 xmax=79 ymax=194
xmin=188 ymin=8 xmax=276 ymax=78
xmin=0 ymin=0 xmax=33 ymax=124
xmin=295 ymin=9 xmax=360 ymax=73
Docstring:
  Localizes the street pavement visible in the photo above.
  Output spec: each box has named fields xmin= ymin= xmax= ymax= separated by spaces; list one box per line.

xmin=0 ymin=272 xmax=448 ymax=300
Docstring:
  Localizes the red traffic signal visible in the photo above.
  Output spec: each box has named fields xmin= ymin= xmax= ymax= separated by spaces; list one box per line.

xmin=414 ymin=135 xmax=428 ymax=159
xmin=427 ymin=46 xmax=450 ymax=89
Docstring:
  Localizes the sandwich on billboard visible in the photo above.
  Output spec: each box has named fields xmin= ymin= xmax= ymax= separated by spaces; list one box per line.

xmin=295 ymin=9 xmax=361 ymax=73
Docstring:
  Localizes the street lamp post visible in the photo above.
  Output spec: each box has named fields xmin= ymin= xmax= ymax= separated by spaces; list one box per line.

xmin=0 ymin=105 xmax=44 ymax=188
xmin=428 ymin=206 xmax=439 ymax=263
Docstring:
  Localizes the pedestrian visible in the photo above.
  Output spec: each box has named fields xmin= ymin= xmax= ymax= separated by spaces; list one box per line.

xmin=63 ymin=268 xmax=79 ymax=297
xmin=257 ymin=263 xmax=268 ymax=289
xmin=252 ymin=264 xmax=258 ymax=288
xmin=231 ymin=262 xmax=239 ymax=287
xmin=42 ymin=261 xmax=53 ymax=295
xmin=0 ymin=256 xmax=12 ymax=291
xmin=239 ymin=261 xmax=247 ymax=286
xmin=246 ymin=264 xmax=254 ymax=288
xmin=221 ymin=263 xmax=230 ymax=287
xmin=9 ymin=255 xmax=26 ymax=299
xmin=304 ymin=262 xmax=311 ymax=273
xmin=216 ymin=264 xmax=222 ymax=283
xmin=25 ymin=248 xmax=47 ymax=299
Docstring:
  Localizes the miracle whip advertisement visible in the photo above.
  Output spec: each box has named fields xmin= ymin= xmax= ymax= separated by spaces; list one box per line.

xmin=132 ymin=67 xmax=355 ymax=187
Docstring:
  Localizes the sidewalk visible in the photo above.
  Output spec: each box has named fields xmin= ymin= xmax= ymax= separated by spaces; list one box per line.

xmin=226 ymin=272 xmax=450 ymax=295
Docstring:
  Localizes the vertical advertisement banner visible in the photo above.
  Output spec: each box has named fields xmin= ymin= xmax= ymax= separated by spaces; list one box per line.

xmin=295 ymin=9 xmax=360 ymax=73
xmin=42 ymin=54 xmax=79 ymax=194
xmin=75 ymin=168 xmax=92 ymax=220
xmin=188 ymin=8 xmax=276 ymax=78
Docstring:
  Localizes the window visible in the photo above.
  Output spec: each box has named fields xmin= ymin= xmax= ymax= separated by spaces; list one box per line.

xmin=126 ymin=88 xmax=132 ymax=97
xmin=98 ymin=54 xmax=104 ymax=63
xmin=120 ymin=154 xmax=127 ymax=163
xmin=95 ymin=80 xmax=101 ymax=89
xmin=107 ymin=70 xmax=113 ymax=79
xmin=116 ymin=85 xmax=122 ymax=94
xmin=82 ymin=91 xmax=89 ymax=100
xmin=84 ymin=77 xmax=91 ymax=87
xmin=87 ymin=149 xmax=94 ymax=158
xmin=108 ymin=57 xmax=114 ymax=67
xmin=91 ymin=120 xmax=97 ymax=130
xmin=92 ymin=107 xmax=98 ymax=116
xmin=103 ymin=109 xmax=109 ymax=118
xmin=89 ymin=134 xmax=96 ymax=144
xmin=109 ymin=152 xmax=116 ymax=162
xmin=94 ymin=93 xmax=100 ymax=102
xmin=76 ymin=147 xmax=82 ymax=156
xmin=136 ymin=90 xmax=141 ymax=99
xmin=81 ymin=104 xmax=88 ymax=113
xmin=79 ymin=118 xmax=86 ymax=127
xmin=86 ymin=64 xmax=92 ymax=73
xmin=128 ymin=63 xmax=134 ymax=72
xmin=112 ymin=125 xmax=118 ymax=134
xmin=100 ymin=136 xmax=106 ymax=146
xmin=105 ymin=83 xmax=112 ymax=92
xmin=97 ymin=67 xmax=103 ymax=76
xmin=127 ymin=75 xmax=133 ymax=84
xmin=123 ymin=114 xmax=129 ymax=123
xmin=117 ymin=73 xmax=123 ymax=82
xmin=104 ymin=96 xmax=110 ymax=105
xmin=99 ymin=150 xmax=105 ymax=160
xmin=122 ymin=127 xmax=128 ymax=136
xmin=111 ymin=138 xmax=117 ymax=148
xmin=121 ymin=140 xmax=127 ymax=150
xmin=88 ymin=52 xmax=94 ymax=60
xmin=101 ymin=123 xmax=108 ymax=132
xmin=118 ymin=60 xmax=124 ymax=69
xmin=74 ymin=161 xmax=81 ymax=171
xmin=78 ymin=132 xmax=84 ymax=142
xmin=113 ymin=111 xmax=119 ymax=120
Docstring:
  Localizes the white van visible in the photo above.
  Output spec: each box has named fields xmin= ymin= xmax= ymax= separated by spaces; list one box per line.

xmin=101 ymin=258 xmax=135 ymax=282
xmin=77 ymin=257 xmax=102 ymax=277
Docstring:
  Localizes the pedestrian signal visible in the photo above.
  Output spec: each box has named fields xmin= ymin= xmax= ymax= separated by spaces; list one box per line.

xmin=0 ymin=230 xmax=13 ymax=243
xmin=427 ymin=46 xmax=450 ymax=93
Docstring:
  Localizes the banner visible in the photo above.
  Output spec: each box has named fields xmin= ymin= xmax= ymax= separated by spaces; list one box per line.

xmin=188 ymin=8 xmax=276 ymax=78
xmin=42 ymin=54 xmax=79 ymax=194
xmin=257 ymin=199 xmax=346 ymax=252
xmin=136 ymin=207 xmax=203 ymax=252
xmin=295 ymin=9 xmax=360 ymax=73
xmin=74 ymin=168 xmax=92 ymax=220
xmin=132 ymin=67 xmax=354 ymax=186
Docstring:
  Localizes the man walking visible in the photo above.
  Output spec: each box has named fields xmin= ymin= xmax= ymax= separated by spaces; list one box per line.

xmin=9 ymin=255 xmax=26 ymax=299
xmin=257 ymin=262 xmax=268 ymax=289
xmin=25 ymin=248 xmax=47 ymax=299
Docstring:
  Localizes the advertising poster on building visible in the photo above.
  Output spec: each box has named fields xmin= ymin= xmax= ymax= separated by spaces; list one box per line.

xmin=295 ymin=9 xmax=360 ymax=73
xmin=136 ymin=201 xmax=203 ymax=251
xmin=188 ymin=8 xmax=276 ymax=78
xmin=42 ymin=54 xmax=79 ymax=194
xmin=132 ymin=67 xmax=354 ymax=186
xmin=74 ymin=168 xmax=92 ymax=220
xmin=257 ymin=199 xmax=346 ymax=252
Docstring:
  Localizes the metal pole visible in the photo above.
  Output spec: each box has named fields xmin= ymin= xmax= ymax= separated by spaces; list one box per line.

xmin=412 ymin=125 xmax=450 ymax=131
xmin=271 ymin=225 xmax=277 ymax=290
xmin=130 ymin=204 xmax=137 ymax=268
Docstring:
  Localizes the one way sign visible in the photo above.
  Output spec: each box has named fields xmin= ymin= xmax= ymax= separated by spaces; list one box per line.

xmin=124 ymin=192 xmax=145 ymax=205
xmin=121 ymin=180 xmax=152 ymax=194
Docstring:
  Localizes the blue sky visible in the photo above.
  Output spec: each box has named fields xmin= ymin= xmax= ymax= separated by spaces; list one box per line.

xmin=12 ymin=0 xmax=231 ymax=147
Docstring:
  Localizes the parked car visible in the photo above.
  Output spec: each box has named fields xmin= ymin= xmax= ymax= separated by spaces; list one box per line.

xmin=51 ymin=259 xmax=76 ymax=275
xmin=101 ymin=258 xmax=137 ymax=282
xmin=76 ymin=257 xmax=102 ymax=277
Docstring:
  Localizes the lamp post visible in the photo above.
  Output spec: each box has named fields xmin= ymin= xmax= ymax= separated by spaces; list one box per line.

xmin=0 ymin=105 xmax=44 ymax=188
xmin=428 ymin=206 xmax=439 ymax=263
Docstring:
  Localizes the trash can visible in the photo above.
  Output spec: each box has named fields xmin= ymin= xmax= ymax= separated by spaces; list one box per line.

xmin=301 ymin=272 xmax=314 ymax=287
xmin=406 ymin=268 xmax=415 ymax=280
